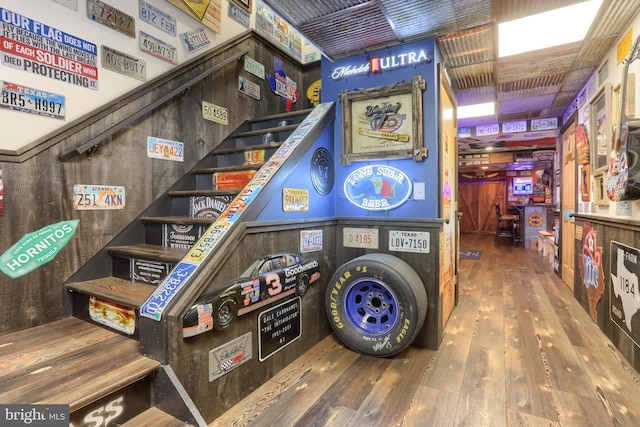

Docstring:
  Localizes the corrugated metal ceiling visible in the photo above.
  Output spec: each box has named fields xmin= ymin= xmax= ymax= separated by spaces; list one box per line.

xmin=263 ymin=0 xmax=640 ymax=144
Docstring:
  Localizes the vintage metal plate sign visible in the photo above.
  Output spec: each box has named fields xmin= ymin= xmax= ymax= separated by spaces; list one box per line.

xmin=244 ymin=56 xmax=265 ymax=79
xmin=300 ymin=229 xmax=322 ymax=253
xmin=147 ymin=136 xmax=184 ymax=161
xmin=389 ymin=230 xmax=430 ymax=254
xmin=53 ymin=0 xmax=78 ymax=10
xmin=343 ymin=164 xmax=412 ymax=211
xmin=139 ymin=0 xmax=176 ymax=36
xmin=139 ymin=31 xmax=178 ymax=64
xmin=73 ymin=185 xmax=125 ymax=210
xmin=283 ymin=188 xmax=309 ymax=212
xmin=610 ymin=241 xmax=640 ymax=346
xmin=259 ymin=297 xmax=301 ymax=361
xmin=87 ymin=0 xmax=135 ymax=37
xmin=209 ymin=332 xmax=252 ymax=381
xmin=202 ymin=101 xmax=229 ymax=125
xmin=239 ymin=76 xmax=260 ymax=100
xmin=101 ymin=46 xmax=147 ymax=81
xmin=179 ymin=27 xmax=210 ymax=53
xmin=1 ymin=81 xmax=66 ymax=119
xmin=0 ymin=220 xmax=79 ymax=278
xmin=343 ymin=227 xmax=379 ymax=249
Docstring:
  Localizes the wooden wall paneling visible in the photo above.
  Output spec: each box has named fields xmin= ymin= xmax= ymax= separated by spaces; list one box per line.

xmin=169 ymin=222 xmax=336 ymax=422
xmin=0 ymin=34 xmax=320 ymax=336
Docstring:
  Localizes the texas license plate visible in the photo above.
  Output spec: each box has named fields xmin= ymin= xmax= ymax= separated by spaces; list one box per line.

xmin=389 ymin=231 xmax=430 ymax=253
xmin=0 ymin=81 xmax=65 ymax=120
xmin=139 ymin=31 xmax=177 ymax=64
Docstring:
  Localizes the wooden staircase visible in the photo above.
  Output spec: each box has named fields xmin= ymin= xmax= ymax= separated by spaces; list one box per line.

xmin=0 ymin=109 xmax=311 ymax=427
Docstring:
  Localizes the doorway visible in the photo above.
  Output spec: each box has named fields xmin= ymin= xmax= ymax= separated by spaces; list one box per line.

xmin=459 ymin=180 xmax=508 ymax=234
xmin=561 ymin=122 xmax=576 ymax=290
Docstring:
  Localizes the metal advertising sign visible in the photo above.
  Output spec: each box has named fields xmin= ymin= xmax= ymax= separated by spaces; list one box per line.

xmin=147 ymin=136 xmax=184 ymax=161
xmin=139 ymin=0 xmax=177 ymax=36
xmin=190 ymin=195 xmax=233 ymax=218
xmin=0 ymin=81 xmax=65 ymax=119
xmin=343 ymin=165 xmax=413 ymax=211
xmin=132 ymin=259 xmax=172 ymax=284
xmin=239 ymin=76 xmax=261 ymax=100
xmin=259 ymin=297 xmax=301 ymax=361
xmin=179 ymin=27 xmax=210 ymax=53
xmin=101 ymin=46 xmax=146 ymax=81
xmin=610 ymin=241 xmax=640 ymax=346
xmin=162 ymin=223 xmax=206 ymax=249
xmin=209 ymin=332 xmax=252 ymax=381
xmin=181 ymin=0 xmax=212 ymax=20
xmin=0 ymin=7 xmax=98 ymax=90
xmin=139 ymin=31 xmax=178 ymax=64
xmin=0 ymin=219 xmax=79 ymax=278
xmin=73 ymin=185 xmax=125 ymax=210
xmin=201 ymin=101 xmax=228 ymax=125
xmin=87 ymin=0 xmax=135 ymax=37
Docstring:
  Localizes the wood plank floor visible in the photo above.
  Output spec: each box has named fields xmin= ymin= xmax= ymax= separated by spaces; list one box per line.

xmin=212 ymin=234 xmax=640 ymax=426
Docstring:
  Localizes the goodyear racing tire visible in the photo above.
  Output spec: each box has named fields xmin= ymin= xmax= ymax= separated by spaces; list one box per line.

xmin=325 ymin=253 xmax=427 ymax=357
xmin=213 ymin=297 xmax=238 ymax=331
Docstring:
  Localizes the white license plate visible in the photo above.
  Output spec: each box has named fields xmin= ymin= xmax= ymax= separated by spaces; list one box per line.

xmin=180 ymin=27 xmax=210 ymax=52
xmin=101 ymin=46 xmax=146 ymax=81
xmin=139 ymin=0 xmax=176 ymax=36
xmin=202 ymin=101 xmax=229 ymax=125
xmin=139 ymin=31 xmax=177 ymax=64
xmin=389 ymin=231 xmax=430 ymax=253
xmin=74 ymin=185 xmax=125 ymax=210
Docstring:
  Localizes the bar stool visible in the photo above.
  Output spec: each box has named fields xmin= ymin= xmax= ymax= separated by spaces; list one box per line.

xmin=494 ymin=204 xmax=517 ymax=246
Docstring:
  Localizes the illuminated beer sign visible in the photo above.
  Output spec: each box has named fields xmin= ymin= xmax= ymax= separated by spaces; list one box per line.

xmin=330 ymin=49 xmax=431 ymax=80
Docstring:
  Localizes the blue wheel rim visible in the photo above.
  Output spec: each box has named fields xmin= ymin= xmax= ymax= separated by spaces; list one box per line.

xmin=343 ymin=278 xmax=399 ymax=336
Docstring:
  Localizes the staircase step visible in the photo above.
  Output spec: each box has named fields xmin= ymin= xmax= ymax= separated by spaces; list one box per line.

xmin=108 ymin=244 xmax=188 ymax=263
xmin=141 ymin=216 xmax=216 ymax=226
xmin=67 ymin=276 xmax=156 ymax=308
xmin=0 ymin=317 xmax=159 ymax=412
xmin=194 ymin=164 xmax=264 ymax=174
xmin=232 ymin=123 xmax=297 ymax=138
xmin=121 ymin=407 xmax=194 ymax=427
xmin=212 ymin=141 xmax=282 ymax=155
xmin=168 ymin=189 xmax=238 ymax=197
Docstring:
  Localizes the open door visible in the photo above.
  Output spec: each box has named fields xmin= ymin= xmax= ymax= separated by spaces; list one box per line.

xmin=561 ymin=122 xmax=576 ymax=290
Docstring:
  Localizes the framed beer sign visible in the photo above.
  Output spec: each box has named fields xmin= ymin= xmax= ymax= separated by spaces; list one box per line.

xmin=339 ymin=75 xmax=426 ymax=164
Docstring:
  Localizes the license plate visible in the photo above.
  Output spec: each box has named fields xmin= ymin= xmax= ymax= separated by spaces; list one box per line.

xmin=389 ymin=231 xmax=430 ymax=253
xmin=74 ymin=185 xmax=126 ymax=210
xmin=179 ymin=27 xmax=210 ymax=53
xmin=139 ymin=0 xmax=176 ymax=36
xmin=202 ymin=101 xmax=228 ymax=125
xmin=87 ymin=0 xmax=135 ymax=38
xmin=139 ymin=31 xmax=177 ymax=64
xmin=101 ymin=46 xmax=146 ymax=81
xmin=0 ymin=81 xmax=65 ymax=120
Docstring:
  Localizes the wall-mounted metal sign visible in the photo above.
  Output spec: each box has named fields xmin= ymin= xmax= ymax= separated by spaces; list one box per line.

xmin=0 ymin=81 xmax=66 ymax=119
xmin=180 ymin=27 xmax=210 ymax=53
xmin=87 ymin=0 xmax=135 ymax=37
xmin=101 ymin=46 xmax=146 ymax=81
xmin=343 ymin=165 xmax=412 ymax=211
xmin=139 ymin=0 xmax=176 ymax=36
xmin=259 ymin=297 xmax=301 ymax=361
xmin=139 ymin=31 xmax=177 ymax=64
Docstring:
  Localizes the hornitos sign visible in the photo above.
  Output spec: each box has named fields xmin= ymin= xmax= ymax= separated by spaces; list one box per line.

xmin=0 ymin=219 xmax=79 ymax=278
xmin=330 ymin=49 xmax=431 ymax=80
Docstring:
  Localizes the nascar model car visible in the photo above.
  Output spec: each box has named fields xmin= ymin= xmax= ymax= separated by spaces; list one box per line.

xmin=183 ymin=253 xmax=320 ymax=337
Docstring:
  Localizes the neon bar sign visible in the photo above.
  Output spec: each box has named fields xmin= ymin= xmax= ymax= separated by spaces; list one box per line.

xmin=330 ymin=49 xmax=431 ymax=80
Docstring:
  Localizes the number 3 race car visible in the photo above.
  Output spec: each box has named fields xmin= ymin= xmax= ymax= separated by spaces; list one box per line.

xmin=183 ymin=253 xmax=320 ymax=337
